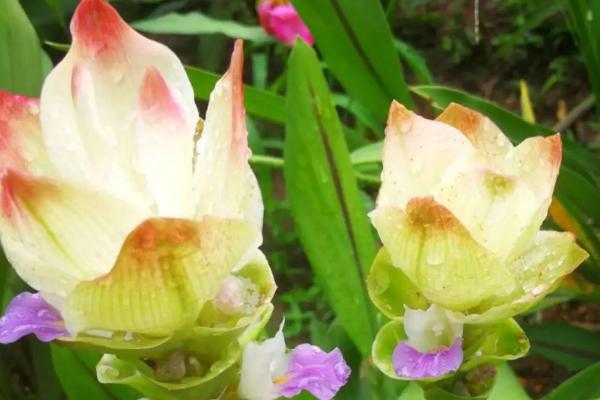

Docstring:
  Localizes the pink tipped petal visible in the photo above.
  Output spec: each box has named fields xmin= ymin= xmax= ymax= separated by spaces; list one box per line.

xmin=139 ymin=67 xmax=184 ymax=122
xmin=279 ymin=344 xmax=351 ymax=400
xmin=0 ymin=292 xmax=67 ymax=343
xmin=0 ymin=91 xmax=53 ymax=176
xmin=258 ymin=1 xmax=314 ymax=46
xmin=193 ymin=40 xmax=263 ymax=231
xmin=41 ymin=0 xmax=198 ymax=209
xmin=70 ymin=0 xmax=128 ymax=61
xmin=393 ymin=339 xmax=463 ymax=379
xmin=135 ymin=68 xmax=194 ymax=216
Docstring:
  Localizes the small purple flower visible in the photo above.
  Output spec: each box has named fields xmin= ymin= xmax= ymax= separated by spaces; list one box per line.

xmin=279 ymin=344 xmax=351 ymax=399
xmin=238 ymin=323 xmax=351 ymax=400
xmin=0 ymin=292 xmax=67 ymax=343
xmin=393 ymin=338 xmax=463 ymax=379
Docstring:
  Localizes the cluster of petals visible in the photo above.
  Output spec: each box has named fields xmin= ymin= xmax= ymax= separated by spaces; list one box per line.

xmin=0 ymin=1 xmax=350 ymax=398
xmin=0 ymin=0 xmax=263 ymax=341
xmin=370 ymin=101 xmax=588 ymax=380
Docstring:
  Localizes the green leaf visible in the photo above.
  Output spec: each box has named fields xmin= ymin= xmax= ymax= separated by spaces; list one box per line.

xmin=0 ymin=0 xmax=44 ymax=96
xmin=350 ymin=141 xmax=382 ymax=166
xmin=292 ymin=0 xmax=413 ymax=126
xmin=553 ymin=191 xmax=600 ymax=274
xmin=184 ymin=66 xmax=285 ymax=124
xmin=367 ymin=248 xmax=427 ymax=319
xmin=543 ymin=362 xmax=600 ymax=400
xmin=133 ymin=12 xmax=272 ymax=43
xmin=284 ymin=41 xmax=378 ymax=355
xmin=394 ymin=39 xmax=434 ymax=85
xmin=96 ymin=344 xmax=240 ymax=400
xmin=524 ymin=322 xmax=600 ymax=372
xmin=334 ymin=93 xmax=382 ymax=133
xmin=461 ymin=319 xmax=530 ymax=371
xmin=51 ymin=346 xmax=139 ymax=400
xmin=396 ymin=364 xmax=525 ymax=400
xmin=565 ymin=0 xmax=600 ymax=122
xmin=30 ymin=340 xmax=63 ymax=400
xmin=489 ymin=364 xmax=530 ymax=400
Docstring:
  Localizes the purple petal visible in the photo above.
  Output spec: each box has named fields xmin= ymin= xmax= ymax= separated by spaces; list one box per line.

xmin=279 ymin=344 xmax=351 ymax=400
xmin=393 ymin=338 xmax=463 ymax=379
xmin=0 ymin=292 xmax=67 ymax=343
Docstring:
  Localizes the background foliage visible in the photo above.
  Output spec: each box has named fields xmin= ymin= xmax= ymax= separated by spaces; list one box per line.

xmin=2 ymin=0 xmax=600 ymax=399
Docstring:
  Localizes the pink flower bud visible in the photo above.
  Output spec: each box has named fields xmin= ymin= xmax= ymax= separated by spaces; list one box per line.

xmin=258 ymin=0 xmax=314 ymax=46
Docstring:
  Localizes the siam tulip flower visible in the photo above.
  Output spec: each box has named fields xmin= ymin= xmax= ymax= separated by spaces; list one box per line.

xmin=367 ymin=102 xmax=588 ymax=393
xmin=392 ymin=305 xmax=463 ymax=379
xmin=0 ymin=0 xmax=277 ymax=397
xmin=238 ymin=322 xmax=351 ymax=400
xmin=258 ymin=0 xmax=314 ymax=46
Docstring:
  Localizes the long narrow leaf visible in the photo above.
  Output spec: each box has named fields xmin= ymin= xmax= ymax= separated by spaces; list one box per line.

xmin=524 ymin=323 xmax=600 ymax=372
xmin=184 ymin=66 xmax=285 ymax=124
xmin=544 ymin=362 xmax=600 ymax=400
xmin=292 ymin=0 xmax=413 ymax=126
xmin=565 ymin=0 xmax=600 ymax=121
xmin=284 ymin=41 xmax=377 ymax=356
xmin=0 ymin=0 xmax=45 ymax=96
xmin=394 ymin=39 xmax=434 ymax=85
xmin=133 ymin=12 xmax=272 ymax=43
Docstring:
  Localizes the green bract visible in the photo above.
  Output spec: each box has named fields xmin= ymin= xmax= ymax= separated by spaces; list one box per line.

xmin=370 ymin=249 xmax=530 ymax=382
xmin=367 ymin=101 xmax=588 ymax=397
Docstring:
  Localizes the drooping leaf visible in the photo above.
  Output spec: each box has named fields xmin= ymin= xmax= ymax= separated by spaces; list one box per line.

xmin=133 ymin=12 xmax=272 ymax=43
xmin=284 ymin=41 xmax=377 ymax=356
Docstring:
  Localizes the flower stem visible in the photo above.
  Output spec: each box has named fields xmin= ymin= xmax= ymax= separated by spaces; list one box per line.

xmin=249 ymin=155 xmax=381 ymax=186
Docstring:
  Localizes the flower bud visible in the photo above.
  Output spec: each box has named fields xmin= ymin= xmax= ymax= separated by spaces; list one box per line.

xmin=258 ymin=0 xmax=314 ymax=46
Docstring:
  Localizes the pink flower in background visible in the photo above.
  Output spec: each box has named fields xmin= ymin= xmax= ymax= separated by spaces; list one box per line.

xmin=258 ymin=0 xmax=314 ymax=46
